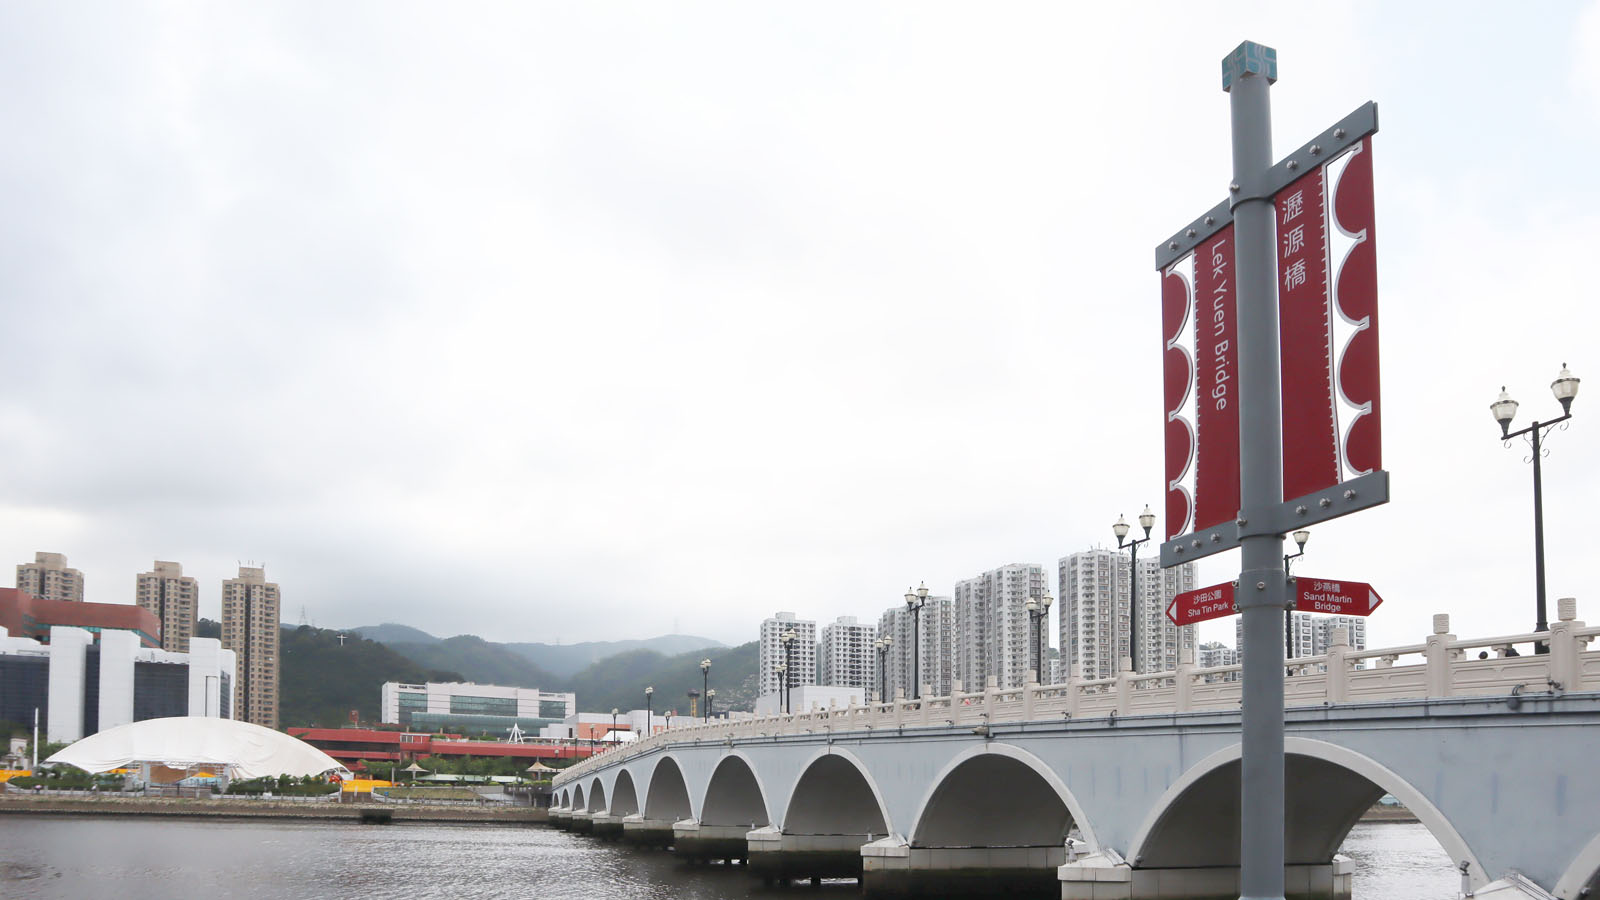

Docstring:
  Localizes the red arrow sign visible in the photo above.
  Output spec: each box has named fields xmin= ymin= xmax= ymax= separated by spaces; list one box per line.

xmin=1294 ymin=578 xmax=1384 ymax=616
xmin=1167 ymin=581 xmax=1237 ymax=626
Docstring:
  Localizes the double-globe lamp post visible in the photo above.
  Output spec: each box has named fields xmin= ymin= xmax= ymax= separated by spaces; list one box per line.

xmin=873 ymin=635 xmax=893 ymax=702
xmin=700 ymin=658 xmax=712 ymax=723
xmin=1113 ymin=506 xmax=1157 ymax=674
xmin=1492 ymin=365 xmax=1580 ymax=652
xmin=1025 ymin=593 xmax=1053 ymax=682
xmin=904 ymin=581 xmax=929 ymax=699
xmin=644 ymin=686 xmax=653 ymax=738
xmin=1282 ymin=530 xmax=1310 ymax=672
xmin=706 ymin=688 xmax=715 ymax=721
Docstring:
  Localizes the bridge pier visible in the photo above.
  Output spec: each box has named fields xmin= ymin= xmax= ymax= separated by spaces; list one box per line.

xmin=620 ymin=814 xmax=676 ymax=849
xmin=592 ymin=813 xmax=624 ymax=840
xmin=748 ymin=826 xmax=868 ymax=883
xmin=861 ymin=837 xmax=1065 ymax=897
xmin=568 ymin=810 xmax=594 ymax=834
xmin=670 ymin=821 xmax=749 ymax=864
xmin=1057 ymin=853 xmax=1353 ymax=900
xmin=549 ymin=807 xmax=571 ymax=829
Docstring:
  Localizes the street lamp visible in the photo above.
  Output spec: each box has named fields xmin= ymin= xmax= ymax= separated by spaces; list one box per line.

xmin=780 ymin=629 xmax=798 ymax=714
xmin=1282 ymin=530 xmax=1310 ymax=672
xmin=706 ymin=688 xmax=715 ymax=721
xmin=1025 ymin=594 xmax=1054 ymax=682
xmin=904 ymin=581 xmax=929 ymax=698
xmin=700 ymin=658 xmax=712 ymax=723
xmin=774 ymin=662 xmax=788 ymax=714
xmin=874 ymin=635 xmax=893 ymax=701
xmin=610 ymin=708 xmax=619 ymax=745
xmin=1113 ymin=505 xmax=1157 ymax=674
xmin=1492 ymin=365 xmax=1580 ymax=653
xmin=644 ymin=686 xmax=654 ymax=736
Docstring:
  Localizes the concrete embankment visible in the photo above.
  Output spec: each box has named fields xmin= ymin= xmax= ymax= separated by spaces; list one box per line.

xmin=0 ymin=794 xmax=548 ymax=825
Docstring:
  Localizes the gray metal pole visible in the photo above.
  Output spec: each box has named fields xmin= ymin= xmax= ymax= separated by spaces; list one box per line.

xmin=1224 ymin=41 xmax=1287 ymax=900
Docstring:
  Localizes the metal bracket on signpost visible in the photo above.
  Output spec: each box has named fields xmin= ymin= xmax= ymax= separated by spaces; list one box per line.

xmin=1161 ymin=469 xmax=1390 ymax=567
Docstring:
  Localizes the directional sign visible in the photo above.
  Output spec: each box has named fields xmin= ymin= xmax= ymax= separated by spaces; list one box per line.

xmin=1166 ymin=581 xmax=1237 ymax=626
xmin=1294 ymin=578 xmax=1383 ymax=616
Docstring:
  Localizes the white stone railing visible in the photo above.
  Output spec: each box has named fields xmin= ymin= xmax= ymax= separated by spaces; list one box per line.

xmin=556 ymin=599 xmax=1594 ymax=787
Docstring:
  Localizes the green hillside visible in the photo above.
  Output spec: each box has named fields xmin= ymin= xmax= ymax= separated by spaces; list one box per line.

xmin=564 ymin=641 xmax=758 ymax=715
xmin=276 ymin=625 xmax=462 ymax=728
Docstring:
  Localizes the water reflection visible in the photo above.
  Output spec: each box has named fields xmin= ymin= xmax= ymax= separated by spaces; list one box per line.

xmin=0 ymin=816 xmax=1457 ymax=899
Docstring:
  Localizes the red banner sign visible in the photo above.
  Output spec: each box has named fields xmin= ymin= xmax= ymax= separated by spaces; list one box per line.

xmin=1293 ymin=577 xmax=1383 ymax=616
xmin=1333 ymin=139 xmax=1382 ymax=476
xmin=1166 ymin=581 xmax=1237 ymax=626
xmin=1158 ymin=136 xmax=1381 ymax=545
xmin=1193 ymin=229 xmax=1240 ymax=533
xmin=1276 ymin=167 xmax=1340 ymax=500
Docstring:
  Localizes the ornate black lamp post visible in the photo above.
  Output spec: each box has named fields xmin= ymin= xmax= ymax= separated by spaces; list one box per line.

xmin=644 ymin=685 xmax=653 ymax=736
xmin=1492 ymin=365 xmax=1580 ymax=653
xmin=1113 ymin=506 xmax=1157 ymax=674
xmin=699 ymin=658 xmax=712 ymax=723
xmin=780 ymin=629 xmax=798 ymax=713
xmin=1025 ymin=593 xmax=1054 ymax=682
xmin=705 ymin=688 xmax=715 ymax=721
xmin=1282 ymin=529 xmax=1310 ymax=673
xmin=874 ymin=635 xmax=893 ymax=701
xmin=904 ymin=581 xmax=928 ymax=698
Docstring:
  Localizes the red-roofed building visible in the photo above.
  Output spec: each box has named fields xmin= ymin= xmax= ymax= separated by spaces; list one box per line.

xmin=0 ymin=588 xmax=161 ymax=647
xmin=287 ymin=727 xmax=601 ymax=766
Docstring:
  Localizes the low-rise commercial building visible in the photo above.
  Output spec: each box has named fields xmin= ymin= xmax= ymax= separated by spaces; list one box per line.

xmin=380 ymin=681 xmax=575 ymax=737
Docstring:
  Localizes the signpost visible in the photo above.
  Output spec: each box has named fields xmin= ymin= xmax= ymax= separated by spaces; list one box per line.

xmin=1153 ymin=42 xmax=1387 ymax=900
xmin=1293 ymin=578 xmax=1384 ymax=616
xmin=1167 ymin=582 xmax=1238 ymax=626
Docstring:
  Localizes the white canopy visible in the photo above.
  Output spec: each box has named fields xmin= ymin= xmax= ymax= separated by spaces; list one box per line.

xmin=46 ymin=717 xmax=349 ymax=780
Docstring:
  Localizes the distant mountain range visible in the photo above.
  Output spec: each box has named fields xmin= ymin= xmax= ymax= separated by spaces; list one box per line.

xmin=351 ymin=624 xmax=726 ymax=678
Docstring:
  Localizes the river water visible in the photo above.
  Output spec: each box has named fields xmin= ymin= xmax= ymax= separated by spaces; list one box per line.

xmin=0 ymin=816 xmax=1457 ymax=899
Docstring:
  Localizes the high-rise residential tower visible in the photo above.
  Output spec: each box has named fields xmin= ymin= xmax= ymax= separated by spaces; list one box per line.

xmin=953 ymin=563 xmax=1048 ymax=690
xmin=1239 ymin=613 xmax=1366 ymax=667
xmin=1059 ymin=549 xmax=1198 ymax=679
xmin=877 ymin=595 xmax=955 ymax=699
xmin=758 ymin=612 xmax=816 ymax=698
xmin=221 ymin=565 xmax=280 ymax=728
xmin=818 ymin=616 xmax=876 ymax=691
xmin=17 ymin=552 xmax=84 ymax=603
xmin=136 ymin=561 xmax=198 ymax=652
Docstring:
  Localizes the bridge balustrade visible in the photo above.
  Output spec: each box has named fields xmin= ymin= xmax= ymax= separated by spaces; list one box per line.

xmin=558 ymin=603 xmax=1596 ymax=787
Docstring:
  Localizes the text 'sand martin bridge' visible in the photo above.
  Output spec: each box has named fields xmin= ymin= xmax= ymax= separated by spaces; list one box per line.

xmin=553 ymin=602 xmax=1600 ymax=899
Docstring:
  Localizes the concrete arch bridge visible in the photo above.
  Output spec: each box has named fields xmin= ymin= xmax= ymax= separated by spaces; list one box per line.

xmin=553 ymin=608 xmax=1600 ymax=899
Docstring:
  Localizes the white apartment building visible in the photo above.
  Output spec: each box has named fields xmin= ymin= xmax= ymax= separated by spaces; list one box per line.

xmin=136 ymin=560 xmax=198 ymax=652
xmin=1238 ymin=613 xmax=1367 ymax=665
xmin=1198 ymin=640 xmax=1241 ymax=682
xmin=17 ymin=551 xmax=84 ymax=603
xmin=954 ymin=564 xmax=1048 ymax=690
xmin=877 ymin=596 xmax=955 ymax=699
xmin=818 ymin=616 xmax=876 ymax=691
xmin=758 ymin=612 xmax=817 ymax=697
xmin=1060 ymin=549 xmax=1198 ymax=679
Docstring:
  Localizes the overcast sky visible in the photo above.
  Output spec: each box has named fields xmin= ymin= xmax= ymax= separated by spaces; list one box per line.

xmin=1 ymin=2 xmax=1596 ymax=653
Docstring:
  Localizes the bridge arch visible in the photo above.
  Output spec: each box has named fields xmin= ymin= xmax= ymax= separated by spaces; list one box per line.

xmin=783 ymin=747 xmax=891 ymax=837
xmin=572 ymin=784 xmax=585 ymax=811
xmin=700 ymin=752 xmax=771 ymax=828
xmin=1553 ymin=830 xmax=1600 ymax=899
xmin=642 ymin=755 xmax=693 ymax=822
xmin=1126 ymin=737 xmax=1485 ymax=886
xmin=587 ymin=777 xmax=607 ymax=813
xmin=907 ymin=742 xmax=1097 ymax=850
xmin=610 ymin=769 xmax=640 ymax=817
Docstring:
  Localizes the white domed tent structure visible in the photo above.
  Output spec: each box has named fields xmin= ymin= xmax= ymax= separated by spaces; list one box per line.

xmin=46 ymin=717 xmax=349 ymax=781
